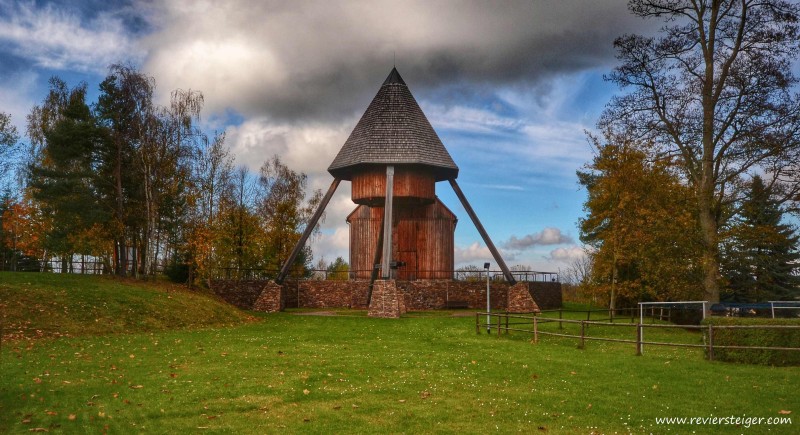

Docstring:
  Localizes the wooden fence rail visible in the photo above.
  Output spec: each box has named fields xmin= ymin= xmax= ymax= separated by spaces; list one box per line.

xmin=476 ymin=312 xmax=800 ymax=360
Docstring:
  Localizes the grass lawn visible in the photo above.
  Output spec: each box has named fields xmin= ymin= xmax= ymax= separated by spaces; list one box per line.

xmin=1 ymin=274 xmax=798 ymax=434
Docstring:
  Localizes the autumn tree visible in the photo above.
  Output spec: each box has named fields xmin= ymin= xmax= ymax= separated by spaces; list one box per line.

xmin=27 ymin=83 xmax=109 ymax=272
xmin=579 ymin=132 xmax=704 ymax=307
xmin=1 ymin=196 xmax=49 ymax=271
xmin=257 ymin=155 xmax=323 ymax=278
xmin=205 ymin=165 xmax=266 ymax=278
xmin=721 ymin=176 xmax=800 ymax=302
xmin=95 ymin=65 xmax=154 ymax=276
xmin=96 ymin=65 xmax=204 ymax=278
xmin=178 ymin=132 xmax=235 ymax=281
xmin=326 ymin=256 xmax=350 ymax=280
xmin=603 ymin=0 xmax=800 ymax=303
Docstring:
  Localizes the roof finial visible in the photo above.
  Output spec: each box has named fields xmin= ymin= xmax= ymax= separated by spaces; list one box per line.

xmin=393 ymin=50 xmax=396 ymax=68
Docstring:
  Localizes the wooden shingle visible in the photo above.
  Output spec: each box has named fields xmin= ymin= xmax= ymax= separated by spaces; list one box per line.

xmin=328 ymin=68 xmax=459 ymax=181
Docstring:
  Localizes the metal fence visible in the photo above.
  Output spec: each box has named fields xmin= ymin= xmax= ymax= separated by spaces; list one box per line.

xmin=208 ymin=268 xmax=559 ymax=282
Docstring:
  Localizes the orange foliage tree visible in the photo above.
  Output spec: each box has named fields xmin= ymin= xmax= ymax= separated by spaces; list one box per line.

xmin=578 ymin=132 xmax=704 ymax=307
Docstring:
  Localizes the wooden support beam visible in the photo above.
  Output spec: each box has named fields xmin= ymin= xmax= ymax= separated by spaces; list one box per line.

xmin=381 ymin=166 xmax=395 ymax=279
xmin=448 ymin=179 xmax=516 ymax=284
xmin=276 ymin=178 xmax=341 ymax=284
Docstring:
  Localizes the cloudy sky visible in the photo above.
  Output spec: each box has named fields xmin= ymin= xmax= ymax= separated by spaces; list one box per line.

xmin=0 ymin=0 xmax=654 ymax=273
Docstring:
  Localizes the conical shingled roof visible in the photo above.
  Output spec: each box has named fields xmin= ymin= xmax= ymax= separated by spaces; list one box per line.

xmin=327 ymin=68 xmax=459 ymax=181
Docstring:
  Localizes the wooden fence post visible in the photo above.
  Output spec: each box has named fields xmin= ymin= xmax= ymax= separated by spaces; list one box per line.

xmin=497 ymin=314 xmax=502 ymax=338
xmin=559 ymin=309 xmax=563 ymax=330
xmin=533 ymin=316 xmax=538 ymax=344
xmin=707 ymin=324 xmax=714 ymax=361
xmin=476 ymin=312 xmax=480 ymax=335
xmin=635 ymin=323 xmax=642 ymax=356
xmin=505 ymin=312 xmax=509 ymax=335
xmin=578 ymin=321 xmax=585 ymax=349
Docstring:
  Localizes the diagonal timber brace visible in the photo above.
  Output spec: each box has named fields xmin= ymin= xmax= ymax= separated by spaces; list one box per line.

xmin=276 ymin=178 xmax=341 ymax=285
xmin=448 ymin=179 xmax=516 ymax=285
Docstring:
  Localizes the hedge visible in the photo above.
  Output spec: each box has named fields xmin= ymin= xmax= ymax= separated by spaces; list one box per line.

xmin=702 ymin=317 xmax=800 ymax=366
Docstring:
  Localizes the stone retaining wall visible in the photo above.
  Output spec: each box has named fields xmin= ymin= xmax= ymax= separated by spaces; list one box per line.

xmin=209 ymin=279 xmax=562 ymax=311
xmin=528 ymin=282 xmax=563 ymax=310
xmin=207 ymin=279 xmax=267 ymax=309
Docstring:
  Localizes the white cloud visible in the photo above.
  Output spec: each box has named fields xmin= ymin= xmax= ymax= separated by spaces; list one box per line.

xmin=226 ymin=118 xmax=352 ymax=176
xmin=504 ymin=227 xmax=574 ymax=250
xmin=549 ymin=245 xmax=587 ymax=262
xmin=454 ymin=242 xmax=492 ymax=265
xmin=453 ymin=242 xmax=517 ymax=267
xmin=0 ymin=70 xmax=37 ymax=130
xmin=0 ymin=1 xmax=143 ymax=73
xmin=308 ymin=226 xmax=349 ymax=265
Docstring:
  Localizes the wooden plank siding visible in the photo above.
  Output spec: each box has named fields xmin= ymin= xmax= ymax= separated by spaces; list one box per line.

xmin=351 ymin=165 xmax=435 ymax=205
xmin=348 ymin=198 xmax=456 ymax=280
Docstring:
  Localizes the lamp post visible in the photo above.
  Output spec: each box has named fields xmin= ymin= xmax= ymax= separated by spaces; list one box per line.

xmin=484 ymin=262 xmax=490 ymax=334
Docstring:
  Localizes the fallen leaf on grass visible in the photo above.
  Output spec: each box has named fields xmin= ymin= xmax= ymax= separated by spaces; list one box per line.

xmin=779 ymin=410 xmax=791 ymax=415
xmin=29 ymin=428 xmax=48 ymax=432
xmin=45 ymin=411 xmax=57 ymax=416
xmin=129 ymin=385 xmax=143 ymax=389
xmin=303 ymin=389 xmax=310 ymax=395
xmin=68 ymin=414 xmax=76 ymax=421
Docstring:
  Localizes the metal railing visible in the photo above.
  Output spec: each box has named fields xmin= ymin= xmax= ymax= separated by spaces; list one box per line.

xmin=208 ymin=268 xmax=559 ymax=282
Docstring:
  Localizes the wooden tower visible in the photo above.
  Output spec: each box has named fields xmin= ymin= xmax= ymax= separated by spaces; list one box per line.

xmin=276 ymin=68 xmax=517 ymax=311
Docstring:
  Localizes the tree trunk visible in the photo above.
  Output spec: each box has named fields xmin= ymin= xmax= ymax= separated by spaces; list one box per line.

xmin=700 ymin=13 xmax=720 ymax=305
xmin=115 ymin=141 xmax=127 ymax=277
xmin=698 ymin=169 xmax=720 ymax=304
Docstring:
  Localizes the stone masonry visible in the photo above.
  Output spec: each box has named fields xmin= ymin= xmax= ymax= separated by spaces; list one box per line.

xmin=506 ymin=282 xmax=541 ymax=313
xmin=252 ymin=281 xmax=284 ymax=313
xmin=368 ymin=280 xmax=407 ymax=318
xmin=209 ymin=279 xmax=561 ymax=312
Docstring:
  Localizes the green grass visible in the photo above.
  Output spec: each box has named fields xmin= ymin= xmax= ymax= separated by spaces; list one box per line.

xmin=0 ymin=272 xmax=254 ymax=340
xmin=1 ymin=274 xmax=798 ymax=434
